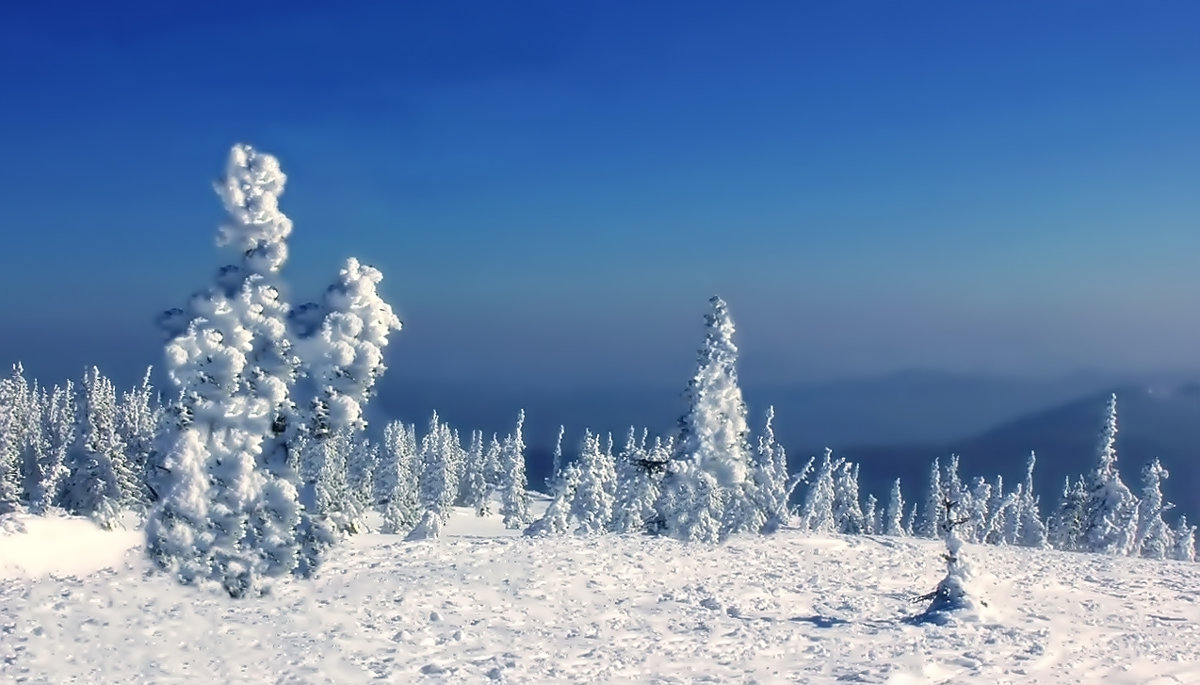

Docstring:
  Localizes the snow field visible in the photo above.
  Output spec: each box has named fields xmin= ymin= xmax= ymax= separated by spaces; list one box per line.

xmin=2 ymin=508 xmax=1198 ymax=684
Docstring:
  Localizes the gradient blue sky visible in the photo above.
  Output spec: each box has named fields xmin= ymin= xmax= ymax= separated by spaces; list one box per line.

xmin=1 ymin=1 xmax=1198 ymax=390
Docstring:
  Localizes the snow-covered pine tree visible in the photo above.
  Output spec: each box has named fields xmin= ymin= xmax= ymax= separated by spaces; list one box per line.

xmin=499 ymin=410 xmax=531 ymax=529
xmin=117 ymin=368 xmax=159 ymax=509
xmin=1172 ymin=516 xmax=1196 ymax=562
xmin=548 ymin=424 xmax=565 ymax=491
xmin=660 ymin=296 xmax=753 ymax=543
xmin=1080 ymin=394 xmax=1139 ymax=556
xmin=1048 ymin=476 xmax=1087 ymax=551
xmin=417 ymin=412 xmax=453 ymax=523
xmin=525 ymin=460 xmax=581 ymax=537
xmin=863 ymin=494 xmax=878 ymax=535
xmin=18 ymin=382 xmax=51 ymax=514
xmin=904 ymin=503 xmax=918 ymax=536
xmin=0 ymin=364 xmax=30 ymax=513
xmin=569 ymin=430 xmax=616 ymax=534
xmin=884 ymin=479 xmax=906 ymax=536
xmin=34 ymin=382 xmax=75 ymax=513
xmin=1017 ymin=452 xmax=1048 ymax=549
xmin=611 ymin=427 xmax=660 ymax=534
xmin=378 ymin=421 xmax=420 ymax=533
xmin=799 ymin=449 xmax=840 ymax=534
xmin=65 ymin=367 xmax=127 ymax=528
xmin=832 ymin=461 xmax=865 ymax=535
xmin=964 ymin=476 xmax=991 ymax=544
xmin=146 ymin=144 xmax=401 ymax=596
xmin=918 ymin=457 xmax=943 ymax=539
xmin=753 ymin=406 xmax=791 ymax=532
xmin=1135 ymin=459 xmax=1174 ymax=560
xmin=914 ymin=497 xmax=985 ymax=623
xmin=460 ymin=429 xmax=490 ymax=515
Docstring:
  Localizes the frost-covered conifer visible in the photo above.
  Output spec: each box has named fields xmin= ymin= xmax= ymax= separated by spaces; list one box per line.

xmin=525 ymin=461 xmax=581 ymax=537
xmin=753 ymin=406 xmax=790 ymax=531
xmin=1080 ymin=394 xmax=1138 ymax=556
xmin=904 ymin=503 xmax=918 ymax=536
xmin=146 ymin=144 xmax=401 ymax=596
xmin=418 ymin=412 xmax=453 ymax=522
xmin=499 ymin=410 xmax=531 ymax=529
xmin=919 ymin=457 xmax=943 ymax=539
xmin=378 ymin=421 xmax=420 ymax=533
xmin=0 ymin=365 xmax=30 ymax=513
xmin=662 ymin=297 xmax=752 ymax=542
xmin=863 ymin=494 xmax=878 ymax=535
xmin=612 ymin=427 xmax=660 ymax=534
xmin=460 ymin=429 xmax=490 ymax=515
xmin=1172 ymin=516 xmax=1195 ymax=562
xmin=800 ymin=449 xmax=840 ymax=534
xmin=1048 ymin=476 xmax=1087 ymax=551
xmin=1017 ymin=452 xmax=1048 ymax=549
xmin=1135 ymin=459 xmax=1174 ymax=560
xmin=916 ymin=498 xmax=985 ymax=623
xmin=964 ymin=476 xmax=991 ymax=544
xmin=18 ymin=384 xmax=52 ymax=513
xmin=548 ymin=424 xmax=565 ymax=491
xmin=570 ymin=430 xmax=616 ymax=534
xmin=117 ymin=368 xmax=159 ymax=508
xmin=832 ymin=461 xmax=865 ymax=535
xmin=884 ymin=479 xmax=906 ymax=536
xmin=35 ymin=382 xmax=75 ymax=512
xmin=65 ymin=368 xmax=127 ymax=528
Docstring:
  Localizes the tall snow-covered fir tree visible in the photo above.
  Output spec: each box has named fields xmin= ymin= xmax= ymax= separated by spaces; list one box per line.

xmin=117 ymin=368 xmax=160 ymax=509
xmin=378 ymin=421 xmax=420 ymax=533
xmin=661 ymin=296 xmax=754 ymax=542
xmin=65 ymin=367 xmax=127 ymax=528
xmin=799 ymin=449 xmax=840 ymax=534
xmin=1079 ymin=394 xmax=1138 ymax=556
xmin=753 ymin=406 xmax=790 ymax=532
xmin=570 ymin=429 xmax=616 ymax=534
xmin=1172 ymin=516 xmax=1196 ymax=562
xmin=145 ymin=144 xmax=401 ymax=596
xmin=611 ymin=428 xmax=663 ymax=535
xmin=460 ymin=429 xmax=490 ymax=515
xmin=1048 ymin=476 xmax=1087 ymax=552
xmin=498 ymin=410 xmax=531 ymax=529
xmin=884 ymin=478 xmax=906 ymax=536
xmin=1135 ymin=458 xmax=1174 ymax=560
xmin=526 ymin=460 xmax=581 ymax=537
xmin=1017 ymin=452 xmax=1048 ymax=549
xmin=919 ymin=457 xmax=943 ymax=539
xmin=0 ymin=365 xmax=30 ymax=514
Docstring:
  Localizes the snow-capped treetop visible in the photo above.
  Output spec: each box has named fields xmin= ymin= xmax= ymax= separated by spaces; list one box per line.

xmin=299 ymin=257 xmax=403 ymax=431
xmin=215 ymin=144 xmax=294 ymax=274
xmin=674 ymin=296 xmax=751 ymax=487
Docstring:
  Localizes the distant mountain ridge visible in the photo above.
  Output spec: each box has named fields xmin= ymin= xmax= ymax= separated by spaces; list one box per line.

xmin=821 ymin=384 xmax=1200 ymax=523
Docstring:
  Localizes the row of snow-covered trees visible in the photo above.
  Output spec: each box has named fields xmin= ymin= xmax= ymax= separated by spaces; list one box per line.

xmin=0 ymin=364 xmax=159 ymax=526
xmin=523 ymin=298 xmax=1196 ymax=563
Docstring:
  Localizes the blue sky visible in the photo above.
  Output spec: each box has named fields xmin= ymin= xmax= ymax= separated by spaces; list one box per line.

xmin=1 ymin=1 xmax=1198 ymax=390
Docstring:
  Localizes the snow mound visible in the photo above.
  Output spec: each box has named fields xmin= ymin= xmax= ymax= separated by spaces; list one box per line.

xmin=0 ymin=513 xmax=141 ymax=579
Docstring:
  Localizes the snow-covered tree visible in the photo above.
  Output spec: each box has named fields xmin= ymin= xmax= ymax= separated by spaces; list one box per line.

xmin=661 ymin=296 xmax=753 ymax=542
xmin=884 ymin=479 xmax=906 ymax=536
xmin=525 ymin=460 xmax=581 ymax=537
xmin=863 ymin=494 xmax=879 ymax=535
xmin=918 ymin=457 xmax=943 ymax=539
xmin=1016 ymin=452 xmax=1048 ymax=549
xmin=548 ymin=424 xmax=565 ymax=491
xmin=1135 ymin=459 xmax=1174 ymax=560
xmin=35 ymin=382 xmax=75 ymax=513
xmin=611 ymin=427 xmax=662 ymax=534
xmin=799 ymin=449 xmax=839 ymax=534
xmin=117 ymin=368 xmax=159 ymax=509
xmin=753 ymin=406 xmax=790 ymax=531
xmin=460 ymin=429 xmax=490 ymax=515
xmin=1048 ymin=476 xmax=1087 ymax=552
xmin=498 ymin=410 xmax=530 ymax=529
xmin=915 ymin=498 xmax=986 ymax=623
xmin=832 ymin=461 xmax=865 ymax=535
xmin=570 ymin=430 xmax=616 ymax=534
xmin=1172 ymin=516 xmax=1196 ymax=562
xmin=65 ymin=367 xmax=127 ymax=528
xmin=0 ymin=364 xmax=31 ymax=513
xmin=1080 ymin=394 xmax=1139 ymax=556
xmin=378 ymin=421 xmax=420 ymax=533
xmin=146 ymin=144 xmax=401 ymax=596
xmin=417 ymin=412 xmax=453 ymax=523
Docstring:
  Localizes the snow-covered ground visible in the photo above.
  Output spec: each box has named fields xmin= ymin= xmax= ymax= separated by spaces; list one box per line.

xmin=2 ymin=507 xmax=1198 ymax=684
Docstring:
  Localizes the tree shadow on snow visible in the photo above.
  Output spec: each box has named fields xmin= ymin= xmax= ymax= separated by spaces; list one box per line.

xmin=788 ymin=614 xmax=850 ymax=629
